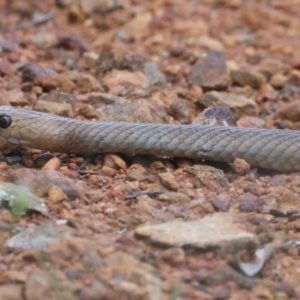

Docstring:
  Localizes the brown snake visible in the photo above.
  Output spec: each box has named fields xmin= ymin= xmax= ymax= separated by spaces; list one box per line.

xmin=0 ymin=106 xmax=299 ymax=172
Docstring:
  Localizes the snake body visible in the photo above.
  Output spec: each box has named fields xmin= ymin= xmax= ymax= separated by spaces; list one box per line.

xmin=0 ymin=106 xmax=299 ymax=171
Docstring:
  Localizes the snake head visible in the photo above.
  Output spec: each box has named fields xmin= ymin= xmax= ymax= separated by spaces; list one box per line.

xmin=0 ymin=106 xmax=42 ymax=146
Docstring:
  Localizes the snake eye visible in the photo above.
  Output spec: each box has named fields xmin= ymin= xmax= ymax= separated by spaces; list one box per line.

xmin=0 ymin=115 xmax=12 ymax=128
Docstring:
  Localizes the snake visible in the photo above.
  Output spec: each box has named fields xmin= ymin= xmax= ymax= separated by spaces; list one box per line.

xmin=0 ymin=106 xmax=299 ymax=172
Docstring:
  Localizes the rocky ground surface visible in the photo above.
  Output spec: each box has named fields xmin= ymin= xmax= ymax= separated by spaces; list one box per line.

xmin=0 ymin=0 xmax=300 ymax=299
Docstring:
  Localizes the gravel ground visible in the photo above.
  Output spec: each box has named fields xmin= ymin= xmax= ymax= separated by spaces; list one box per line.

xmin=0 ymin=0 xmax=300 ymax=299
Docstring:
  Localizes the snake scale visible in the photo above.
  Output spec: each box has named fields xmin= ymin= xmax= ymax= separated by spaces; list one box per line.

xmin=0 ymin=106 xmax=299 ymax=171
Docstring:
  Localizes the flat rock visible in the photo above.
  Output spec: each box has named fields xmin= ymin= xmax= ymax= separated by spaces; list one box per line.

xmin=135 ymin=213 xmax=258 ymax=253
xmin=157 ymin=192 xmax=191 ymax=204
xmin=158 ymin=172 xmax=180 ymax=191
xmin=142 ymin=62 xmax=166 ymax=86
xmin=34 ymin=99 xmax=74 ymax=118
xmin=256 ymin=58 xmax=291 ymax=79
xmin=5 ymin=224 xmax=71 ymax=250
xmin=189 ymin=50 xmax=230 ymax=90
xmin=231 ymin=69 xmax=266 ymax=89
xmin=102 ymin=69 xmax=148 ymax=90
xmin=36 ymin=73 xmax=76 ymax=93
xmin=1 ymin=90 xmax=28 ymax=106
xmin=167 ymin=98 xmax=192 ymax=124
xmin=22 ymin=64 xmax=57 ymax=82
xmin=96 ymin=98 xmax=168 ymax=123
xmin=274 ymin=100 xmax=300 ymax=122
xmin=193 ymin=107 xmax=236 ymax=126
xmin=186 ymin=165 xmax=228 ymax=187
xmin=63 ymin=70 xmax=103 ymax=93
xmin=198 ymin=91 xmax=258 ymax=118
